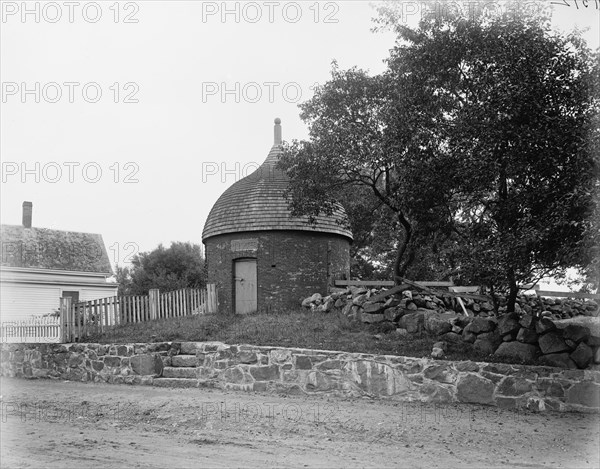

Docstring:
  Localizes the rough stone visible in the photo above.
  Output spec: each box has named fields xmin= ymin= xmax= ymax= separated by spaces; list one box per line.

xmin=171 ymin=355 xmax=198 ymax=367
xmin=130 ymin=354 xmax=163 ymax=376
xmin=249 ymin=365 xmax=279 ymax=381
xmin=570 ymin=343 xmax=594 ymax=369
xmin=456 ymin=374 xmax=495 ymax=404
xmin=517 ymin=327 xmax=539 ymax=344
xmin=497 ymin=377 xmax=533 ymax=396
xmin=498 ymin=313 xmax=520 ymax=336
xmin=519 ymin=315 xmax=535 ymax=329
xmin=440 ymin=332 xmax=462 ymax=343
xmin=363 ymin=302 xmax=386 ymax=314
xmin=535 ymin=318 xmax=557 ymax=335
xmin=494 ymin=342 xmax=539 ymax=361
xmin=465 ymin=317 xmax=496 ymax=334
xmin=562 ymin=325 xmax=591 ymax=344
xmin=565 ymin=381 xmax=600 ymax=408
xmin=473 ymin=338 xmax=499 ymax=355
xmin=384 ymin=307 xmax=401 ymax=322
xmin=103 ymin=356 xmax=121 ymax=368
xmin=587 ymin=336 xmax=600 ymax=347
xmin=238 ymin=351 xmax=258 ymax=364
xmin=462 ymin=330 xmax=477 ymax=343
xmin=361 ymin=313 xmax=385 ymax=324
xmin=538 ymin=331 xmax=570 ymax=355
xmin=398 ymin=312 xmax=424 ymax=333
xmin=538 ymin=353 xmax=577 ymax=369
xmin=425 ymin=315 xmax=452 ymax=336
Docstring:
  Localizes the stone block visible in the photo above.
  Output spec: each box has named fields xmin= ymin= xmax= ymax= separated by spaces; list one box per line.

xmin=425 ymin=315 xmax=452 ymax=336
xmin=538 ymin=353 xmax=575 ymax=369
xmin=539 ymin=331 xmax=570 ymax=355
xmin=180 ymin=342 xmax=199 ymax=354
xmin=473 ymin=338 xmax=499 ymax=355
xmin=496 ymin=377 xmax=532 ymax=396
xmin=384 ymin=307 xmax=401 ymax=322
xmin=162 ymin=367 xmax=197 ymax=379
xmin=171 ymin=355 xmax=198 ymax=367
xmin=498 ymin=313 xmax=520 ymax=336
xmin=519 ymin=315 xmax=535 ymax=329
xmin=398 ymin=312 xmax=424 ymax=333
xmin=363 ymin=302 xmax=386 ymax=314
xmin=153 ymin=378 xmax=198 ymax=389
xmin=465 ymin=317 xmax=496 ymax=334
xmin=295 ymin=355 xmax=313 ymax=370
xmin=440 ymin=331 xmax=462 ymax=343
xmin=361 ymin=313 xmax=385 ymax=324
xmin=462 ymin=330 xmax=477 ymax=343
xmin=249 ymin=365 xmax=279 ymax=381
xmin=535 ymin=318 xmax=557 ymax=335
xmin=565 ymin=381 xmax=600 ymax=408
xmin=130 ymin=354 xmax=163 ymax=376
xmin=457 ymin=374 xmax=495 ymax=404
xmin=570 ymin=343 xmax=593 ymax=369
xmin=238 ymin=351 xmax=258 ymax=364
xmin=517 ymin=327 xmax=539 ymax=344
xmin=494 ymin=342 xmax=539 ymax=361
xmin=563 ymin=325 xmax=591 ymax=344
xmin=103 ymin=356 xmax=121 ymax=368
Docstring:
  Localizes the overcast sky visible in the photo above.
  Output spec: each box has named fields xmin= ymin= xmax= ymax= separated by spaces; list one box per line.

xmin=1 ymin=1 xmax=598 ymax=272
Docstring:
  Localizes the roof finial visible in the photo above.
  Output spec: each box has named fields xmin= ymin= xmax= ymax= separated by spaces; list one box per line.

xmin=274 ymin=118 xmax=282 ymax=145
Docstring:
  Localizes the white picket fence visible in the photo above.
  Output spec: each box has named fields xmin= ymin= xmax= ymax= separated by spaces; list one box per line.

xmin=60 ymin=285 xmax=218 ymax=343
xmin=1 ymin=316 xmax=61 ymax=343
xmin=1 ymin=285 xmax=218 ymax=344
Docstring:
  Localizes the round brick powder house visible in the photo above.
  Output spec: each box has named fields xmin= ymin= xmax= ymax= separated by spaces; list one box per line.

xmin=202 ymin=118 xmax=352 ymax=314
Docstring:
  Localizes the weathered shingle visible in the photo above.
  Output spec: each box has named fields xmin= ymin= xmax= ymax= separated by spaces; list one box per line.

xmin=202 ymin=145 xmax=353 ymax=241
xmin=0 ymin=224 xmax=113 ymax=274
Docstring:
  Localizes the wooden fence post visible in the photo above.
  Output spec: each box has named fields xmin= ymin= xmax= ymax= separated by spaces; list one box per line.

xmin=59 ymin=297 xmax=72 ymax=343
xmin=149 ymin=289 xmax=159 ymax=320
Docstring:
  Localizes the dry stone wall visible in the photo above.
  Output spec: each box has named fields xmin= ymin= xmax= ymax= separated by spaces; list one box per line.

xmin=302 ymin=287 xmax=600 ymax=370
xmin=2 ymin=342 xmax=599 ymax=413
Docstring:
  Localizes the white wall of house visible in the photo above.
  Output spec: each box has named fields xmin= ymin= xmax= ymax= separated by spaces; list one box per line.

xmin=0 ymin=267 xmax=117 ymax=323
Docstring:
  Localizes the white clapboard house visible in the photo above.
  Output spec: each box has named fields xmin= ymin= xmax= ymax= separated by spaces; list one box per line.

xmin=0 ymin=202 xmax=117 ymax=326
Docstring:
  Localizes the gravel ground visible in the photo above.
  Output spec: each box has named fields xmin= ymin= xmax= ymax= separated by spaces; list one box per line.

xmin=1 ymin=378 xmax=599 ymax=468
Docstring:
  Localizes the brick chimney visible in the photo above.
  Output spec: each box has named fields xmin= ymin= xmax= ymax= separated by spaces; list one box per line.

xmin=22 ymin=201 xmax=32 ymax=228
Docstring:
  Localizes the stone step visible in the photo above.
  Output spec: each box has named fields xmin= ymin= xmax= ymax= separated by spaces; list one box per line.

xmin=171 ymin=355 xmax=198 ymax=367
xmin=162 ymin=367 xmax=197 ymax=379
xmin=153 ymin=378 xmax=198 ymax=389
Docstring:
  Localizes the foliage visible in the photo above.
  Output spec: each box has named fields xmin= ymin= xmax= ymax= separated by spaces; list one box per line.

xmin=114 ymin=264 xmax=133 ymax=296
xmin=124 ymin=242 xmax=206 ymax=295
xmin=279 ymin=6 xmax=600 ymax=310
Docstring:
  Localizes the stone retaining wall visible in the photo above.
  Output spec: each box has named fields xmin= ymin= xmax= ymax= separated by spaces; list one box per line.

xmin=2 ymin=342 xmax=599 ymax=413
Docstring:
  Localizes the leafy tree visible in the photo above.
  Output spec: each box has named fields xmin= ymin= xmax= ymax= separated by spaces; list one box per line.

xmin=127 ymin=242 xmax=206 ymax=295
xmin=279 ymin=64 xmax=456 ymax=281
xmin=114 ymin=264 xmax=133 ymax=296
xmin=279 ymin=6 xmax=599 ymax=312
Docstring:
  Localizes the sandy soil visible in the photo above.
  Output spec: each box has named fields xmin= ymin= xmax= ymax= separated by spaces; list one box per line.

xmin=1 ymin=378 xmax=599 ymax=469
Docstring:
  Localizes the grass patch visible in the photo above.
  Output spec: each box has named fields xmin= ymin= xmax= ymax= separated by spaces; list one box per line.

xmin=86 ymin=310 xmax=545 ymax=366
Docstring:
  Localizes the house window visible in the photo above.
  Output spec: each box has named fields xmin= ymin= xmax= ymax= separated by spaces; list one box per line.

xmin=61 ymin=291 xmax=80 ymax=303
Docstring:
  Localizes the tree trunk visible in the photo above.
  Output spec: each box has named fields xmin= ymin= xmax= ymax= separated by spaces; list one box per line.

xmin=393 ymin=212 xmax=413 ymax=284
xmin=506 ymin=268 xmax=518 ymax=315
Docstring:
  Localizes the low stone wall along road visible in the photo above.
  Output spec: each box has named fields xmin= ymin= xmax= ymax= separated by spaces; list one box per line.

xmin=1 ymin=378 xmax=599 ymax=468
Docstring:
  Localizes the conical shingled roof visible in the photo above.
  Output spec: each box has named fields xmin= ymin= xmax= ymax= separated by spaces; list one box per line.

xmin=202 ymin=119 xmax=353 ymax=242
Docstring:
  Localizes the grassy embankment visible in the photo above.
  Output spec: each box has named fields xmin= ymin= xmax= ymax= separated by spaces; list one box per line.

xmin=87 ymin=309 xmax=541 ymax=366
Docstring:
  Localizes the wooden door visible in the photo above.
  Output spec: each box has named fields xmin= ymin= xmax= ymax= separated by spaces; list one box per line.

xmin=234 ymin=259 xmax=257 ymax=314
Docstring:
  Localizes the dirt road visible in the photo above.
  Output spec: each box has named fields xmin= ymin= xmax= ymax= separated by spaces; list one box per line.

xmin=1 ymin=378 xmax=598 ymax=468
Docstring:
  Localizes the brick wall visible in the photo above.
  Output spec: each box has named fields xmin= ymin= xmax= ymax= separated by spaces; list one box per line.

xmin=204 ymin=230 xmax=350 ymax=314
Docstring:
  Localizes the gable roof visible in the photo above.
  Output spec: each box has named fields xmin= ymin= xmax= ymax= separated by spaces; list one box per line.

xmin=0 ymin=224 xmax=113 ymax=274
